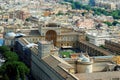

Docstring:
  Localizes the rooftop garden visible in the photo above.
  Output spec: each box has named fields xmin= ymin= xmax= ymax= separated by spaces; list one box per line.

xmin=60 ymin=50 xmax=74 ymax=58
xmin=59 ymin=48 xmax=81 ymax=58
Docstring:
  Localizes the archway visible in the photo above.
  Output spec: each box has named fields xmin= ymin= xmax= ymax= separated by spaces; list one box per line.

xmin=45 ymin=30 xmax=57 ymax=46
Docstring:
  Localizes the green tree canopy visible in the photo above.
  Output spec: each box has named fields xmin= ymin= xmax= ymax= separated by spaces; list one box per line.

xmin=99 ymin=45 xmax=107 ymax=49
xmin=4 ymin=51 xmax=19 ymax=61
xmin=112 ymin=21 xmax=120 ymax=26
xmin=0 ymin=61 xmax=29 ymax=80
xmin=103 ymin=21 xmax=112 ymax=26
xmin=0 ymin=46 xmax=10 ymax=53
xmin=64 ymin=0 xmax=120 ymax=19
xmin=0 ymin=46 xmax=29 ymax=80
xmin=86 ymin=36 xmax=89 ymax=41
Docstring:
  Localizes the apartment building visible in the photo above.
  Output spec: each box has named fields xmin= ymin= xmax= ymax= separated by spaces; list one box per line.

xmin=86 ymin=30 xmax=111 ymax=46
xmin=95 ymin=0 xmax=120 ymax=10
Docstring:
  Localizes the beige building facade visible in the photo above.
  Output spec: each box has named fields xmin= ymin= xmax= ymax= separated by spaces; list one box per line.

xmin=4 ymin=22 xmax=119 ymax=80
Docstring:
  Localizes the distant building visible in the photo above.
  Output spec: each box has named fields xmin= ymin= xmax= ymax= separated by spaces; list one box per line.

xmin=86 ymin=30 xmax=111 ymax=46
xmin=15 ymin=8 xmax=31 ymax=21
xmin=94 ymin=15 xmax=114 ymax=23
xmin=105 ymin=40 xmax=120 ymax=55
xmin=95 ymin=0 xmax=120 ymax=10
xmin=2 ymin=0 xmax=120 ymax=80
xmin=4 ymin=20 xmax=116 ymax=80
xmin=75 ymin=18 xmax=95 ymax=29
xmin=14 ymin=37 xmax=120 ymax=80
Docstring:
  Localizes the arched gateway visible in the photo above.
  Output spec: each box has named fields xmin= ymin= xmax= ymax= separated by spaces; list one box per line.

xmin=45 ymin=30 xmax=57 ymax=46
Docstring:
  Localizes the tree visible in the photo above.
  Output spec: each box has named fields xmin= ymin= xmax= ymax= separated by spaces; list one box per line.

xmin=112 ymin=21 xmax=119 ymax=26
xmin=25 ymin=18 xmax=30 ymax=22
xmin=0 ymin=61 xmax=29 ymax=80
xmin=86 ymin=36 xmax=89 ymax=41
xmin=0 ymin=64 xmax=6 ymax=76
xmin=74 ymin=1 xmax=81 ymax=9
xmin=64 ymin=0 xmax=120 ymax=19
xmin=0 ymin=46 xmax=29 ymax=80
xmin=16 ymin=68 xmax=20 ymax=80
xmin=3 ymin=74 xmax=9 ymax=80
xmin=56 ymin=11 xmax=64 ymax=16
xmin=0 ymin=46 xmax=10 ymax=53
xmin=71 ymin=3 xmax=76 ymax=9
xmin=103 ymin=21 xmax=112 ymax=26
xmin=82 ymin=5 xmax=91 ymax=10
xmin=65 ymin=0 xmax=74 ymax=3
xmin=99 ymin=45 xmax=107 ymax=49
xmin=17 ymin=61 xmax=29 ymax=80
xmin=4 ymin=51 xmax=19 ymax=61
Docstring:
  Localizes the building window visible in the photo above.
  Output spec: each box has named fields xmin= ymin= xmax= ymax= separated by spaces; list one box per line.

xmin=67 ymin=43 xmax=69 ymax=46
xmin=63 ymin=37 xmax=66 ymax=41
xmin=73 ymin=43 xmax=76 ymax=46
xmin=61 ymin=43 xmax=63 ymax=46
